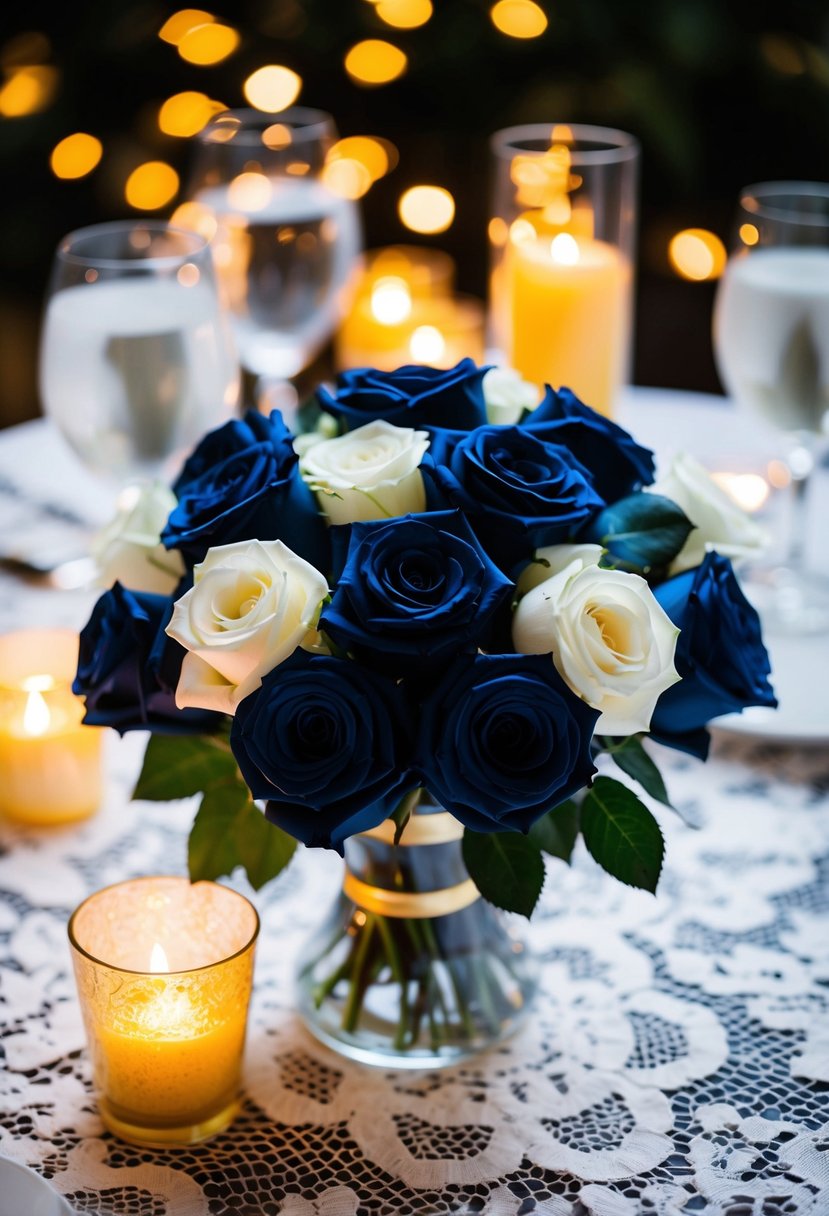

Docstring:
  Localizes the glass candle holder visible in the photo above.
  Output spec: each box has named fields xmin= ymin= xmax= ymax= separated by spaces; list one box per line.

xmin=489 ymin=123 xmax=639 ymax=416
xmin=0 ymin=629 xmax=103 ymax=824
xmin=68 ymin=876 xmax=259 ymax=1147
xmin=336 ymin=246 xmax=484 ymax=371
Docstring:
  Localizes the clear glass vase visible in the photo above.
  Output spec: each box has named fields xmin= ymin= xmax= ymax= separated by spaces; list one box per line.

xmin=296 ymin=793 xmax=536 ymax=1068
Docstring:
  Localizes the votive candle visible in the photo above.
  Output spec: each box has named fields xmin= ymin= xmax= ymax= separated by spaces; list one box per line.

xmin=0 ymin=629 xmax=103 ymax=824
xmin=68 ymin=876 xmax=259 ymax=1146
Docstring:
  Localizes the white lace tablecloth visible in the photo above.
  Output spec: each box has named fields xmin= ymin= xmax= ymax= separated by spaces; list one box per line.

xmin=1 ymin=394 xmax=828 ymax=1216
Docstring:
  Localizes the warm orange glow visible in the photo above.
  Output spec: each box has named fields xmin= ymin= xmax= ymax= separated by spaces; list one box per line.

xmin=328 ymin=135 xmax=391 ymax=183
xmin=170 ymin=200 xmax=219 ymax=241
xmin=22 ymin=685 xmax=51 ymax=737
xmin=344 ymin=39 xmax=407 ymax=85
xmin=488 ymin=216 xmax=509 ymax=247
xmin=321 ymin=158 xmax=372 ymax=199
xmin=125 ymin=162 xmax=180 ymax=211
xmin=409 ymin=324 xmax=446 ymax=362
xmin=0 ymin=65 xmax=57 ymax=117
xmin=490 ymin=0 xmax=548 ymax=39
xmin=176 ymin=262 xmax=201 ymax=287
xmin=375 ymin=0 xmax=433 ymax=28
xmin=740 ymin=222 xmax=760 ymax=246
xmin=262 ymin=122 xmax=292 ymax=149
xmin=243 ymin=65 xmax=302 ymax=112
xmin=760 ymin=34 xmax=806 ymax=76
xmin=158 ymin=9 xmax=215 ymax=45
xmin=668 ymin=228 xmax=727 ymax=282
xmin=550 ymin=232 xmax=579 ymax=265
xmin=158 ymin=91 xmax=224 ymax=137
xmin=398 ymin=185 xmax=455 ymax=234
xmin=177 ymin=22 xmax=239 ymax=65
xmin=710 ymin=472 xmax=770 ymax=514
xmin=50 ymin=132 xmax=102 ymax=180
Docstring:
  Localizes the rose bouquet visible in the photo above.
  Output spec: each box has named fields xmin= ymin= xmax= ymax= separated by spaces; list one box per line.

xmin=74 ymin=359 xmax=775 ymax=1060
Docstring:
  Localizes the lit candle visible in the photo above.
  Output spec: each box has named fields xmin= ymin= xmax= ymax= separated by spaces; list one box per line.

xmin=0 ymin=629 xmax=103 ymax=824
xmin=69 ymin=876 xmax=259 ymax=1146
xmin=508 ymin=231 xmax=631 ymax=417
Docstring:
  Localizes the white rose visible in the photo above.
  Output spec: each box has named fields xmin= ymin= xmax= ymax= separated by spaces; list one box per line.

xmin=166 ymin=539 xmax=329 ymax=715
xmin=513 ymin=561 xmax=680 ymax=735
xmin=92 ymin=482 xmax=184 ymax=595
xmin=482 ymin=366 xmax=541 ymax=425
xmin=298 ymin=420 xmax=430 ymax=524
xmin=517 ymin=543 xmax=604 ymax=596
xmin=651 ymin=452 xmax=768 ymax=575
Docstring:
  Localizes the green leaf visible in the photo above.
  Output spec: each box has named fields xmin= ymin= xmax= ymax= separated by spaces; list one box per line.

xmin=187 ymin=781 xmax=250 ymax=882
xmin=602 ymin=736 xmax=673 ymax=808
xmin=390 ymin=787 xmax=421 ymax=845
xmin=462 ymin=830 xmax=545 ymax=918
xmin=581 ymin=776 xmax=665 ymax=893
xmin=528 ymin=799 xmax=580 ymax=863
xmin=133 ymin=733 xmax=235 ymax=802
xmin=234 ymin=801 xmax=297 ymax=891
xmin=593 ymin=492 xmax=694 ymax=572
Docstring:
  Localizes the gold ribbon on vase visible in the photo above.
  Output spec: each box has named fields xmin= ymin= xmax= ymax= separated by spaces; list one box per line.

xmin=342 ymin=872 xmax=480 ymax=919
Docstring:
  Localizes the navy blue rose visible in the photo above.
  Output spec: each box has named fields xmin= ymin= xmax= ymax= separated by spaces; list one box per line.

xmin=317 ymin=359 xmax=490 ymax=431
xmin=162 ymin=410 xmax=327 ymax=570
xmin=73 ymin=583 xmax=219 ymax=735
xmin=425 ymin=424 xmax=604 ymax=571
xmin=417 ymin=653 xmax=599 ymax=833
xmin=231 ymin=650 xmax=415 ymax=851
xmin=525 ymin=386 xmax=655 ymax=502
xmin=320 ymin=511 xmax=513 ymax=671
xmin=651 ymin=552 xmax=776 ymax=745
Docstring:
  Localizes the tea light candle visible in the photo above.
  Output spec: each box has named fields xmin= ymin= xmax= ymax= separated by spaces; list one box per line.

xmin=68 ymin=876 xmax=259 ymax=1146
xmin=508 ymin=231 xmax=631 ymax=418
xmin=0 ymin=629 xmax=103 ymax=824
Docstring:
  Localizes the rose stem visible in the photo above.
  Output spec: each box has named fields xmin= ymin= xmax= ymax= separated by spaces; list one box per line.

xmin=374 ymin=913 xmax=410 ymax=1051
xmin=341 ymin=914 xmax=377 ymax=1033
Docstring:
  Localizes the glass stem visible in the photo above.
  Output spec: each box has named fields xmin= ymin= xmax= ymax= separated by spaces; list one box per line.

xmin=784 ymin=437 xmax=814 ymax=573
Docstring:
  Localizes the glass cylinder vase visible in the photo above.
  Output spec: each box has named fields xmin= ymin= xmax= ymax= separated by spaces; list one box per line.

xmin=489 ymin=122 xmax=639 ymax=417
xmin=296 ymin=794 xmax=535 ymax=1068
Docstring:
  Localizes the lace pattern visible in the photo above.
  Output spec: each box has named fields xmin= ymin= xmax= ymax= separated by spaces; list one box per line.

xmin=1 ymin=424 xmax=828 ymax=1214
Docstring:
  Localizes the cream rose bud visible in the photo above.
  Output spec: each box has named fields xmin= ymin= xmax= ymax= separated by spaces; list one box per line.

xmin=482 ymin=366 xmax=541 ymax=426
xmin=92 ymin=482 xmax=184 ymax=595
xmin=517 ymin=542 xmax=604 ymax=596
xmin=651 ymin=452 xmax=768 ymax=575
xmin=299 ymin=420 xmax=430 ymax=525
xmin=513 ymin=561 xmax=680 ymax=736
xmin=166 ymin=539 xmax=329 ymax=715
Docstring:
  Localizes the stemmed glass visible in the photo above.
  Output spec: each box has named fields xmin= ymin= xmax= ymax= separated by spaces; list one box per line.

xmin=185 ymin=107 xmax=363 ymax=406
xmin=39 ymin=220 xmax=239 ymax=484
xmin=713 ymin=181 xmax=829 ymax=634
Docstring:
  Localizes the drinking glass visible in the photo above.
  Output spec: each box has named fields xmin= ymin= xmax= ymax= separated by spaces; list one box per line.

xmin=713 ymin=181 xmax=829 ymax=633
xmin=39 ymin=221 xmax=239 ymax=483
xmin=489 ymin=123 xmax=638 ymax=417
xmin=185 ymin=107 xmax=363 ymax=385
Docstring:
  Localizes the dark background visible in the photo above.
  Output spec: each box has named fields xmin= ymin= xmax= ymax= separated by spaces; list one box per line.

xmin=1 ymin=0 xmax=829 ymax=428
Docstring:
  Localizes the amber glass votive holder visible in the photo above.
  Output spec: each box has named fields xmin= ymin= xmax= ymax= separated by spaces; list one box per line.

xmin=68 ymin=876 xmax=260 ymax=1147
xmin=0 ymin=628 xmax=103 ymax=824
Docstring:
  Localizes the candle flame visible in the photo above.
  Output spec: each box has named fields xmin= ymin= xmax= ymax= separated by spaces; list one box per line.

xmin=22 ymin=684 xmax=51 ymax=736
xmin=550 ymin=232 xmax=579 ymax=265
xmin=150 ymin=942 xmax=170 ymax=973
xmin=409 ymin=324 xmax=446 ymax=363
xmin=710 ymin=472 xmax=770 ymax=514
xmin=371 ymin=276 xmax=412 ymax=325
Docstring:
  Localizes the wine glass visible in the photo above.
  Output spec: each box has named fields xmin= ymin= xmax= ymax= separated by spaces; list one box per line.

xmin=39 ymin=220 xmax=240 ymax=484
xmin=713 ymin=181 xmax=829 ymax=634
xmin=184 ymin=107 xmax=362 ymax=406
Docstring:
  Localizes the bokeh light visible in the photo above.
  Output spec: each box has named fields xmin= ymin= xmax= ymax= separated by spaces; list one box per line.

xmin=0 ymin=65 xmax=57 ymax=117
xmin=328 ymin=136 xmax=394 ymax=184
xmin=158 ymin=91 xmax=224 ymax=137
xmin=243 ymin=65 xmax=302 ymax=112
xmin=125 ymin=161 xmax=180 ymax=210
xmin=739 ymin=222 xmax=760 ymax=246
xmin=490 ymin=0 xmax=548 ymax=39
xmin=344 ymin=40 xmax=407 ymax=85
xmin=375 ymin=0 xmax=433 ymax=29
xmin=49 ymin=133 xmax=103 ymax=179
xmin=227 ymin=171 xmax=272 ymax=211
xmin=668 ymin=228 xmax=727 ymax=281
xmin=321 ymin=158 xmax=373 ymax=199
xmin=409 ymin=324 xmax=446 ymax=362
xmin=1 ymin=31 xmax=51 ymax=68
xmin=371 ymin=277 xmax=412 ymax=324
xmin=177 ymin=22 xmax=239 ymax=65
xmin=398 ymin=185 xmax=455 ymax=234
xmin=170 ymin=200 xmax=218 ymax=241
xmin=158 ymin=9 xmax=215 ymax=45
